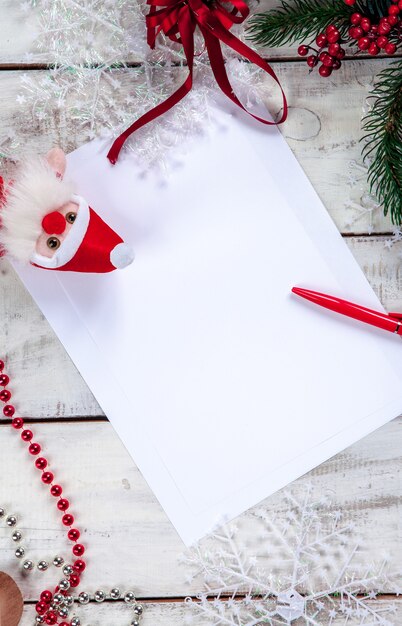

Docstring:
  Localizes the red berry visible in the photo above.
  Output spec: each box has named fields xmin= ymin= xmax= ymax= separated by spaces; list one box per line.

xmin=319 ymin=51 xmax=327 ymax=62
xmin=69 ymin=574 xmax=80 ymax=587
xmin=385 ymin=42 xmax=397 ymax=54
xmin=40 ymin=591 xmax=52 ymax=604
xmin=398 ymin=0 xmax=402 ymax=8
xmin=319 ymin=64 xmax=332 ymax=77
xmin=11 ymin=417 xmax=24 ymax=429
xmin=35 ymin=457 xmax=48 ymax=470
xmin=328 ymin=43 xmax=340 ymax=55
xmin=378 ymin=20 xmax=391 ymax=34
xmin=326 ymin=24 xmax=337 ymax=34
xmin=360 ymin=17 xmax=371 ymax=31
xmin=358 ymin=36 xmax=370 ymax=50
xmin=29 ymin=442 xmax=41 ymax=455
xmin=298 ymin=45 xmax=309 ymax=56
xmin=388 ymin=4 xmax=400 ymax=14
xmin=306 ymin=54 xmax=317 ymax=67
xmin=349 ymin=26 xmax=363 ymax=39
xmin=21 ymin=429 xmax=33 ymax=441
xmin=41 ymin=471 xmax=54 ymax=484
xmin=73 ymin=559 xmax=86 ymax=573
xmin=368 ymin=42 xmax=379 ymax=55
xmin=0 ymin=360 xmax=4 ymax=371
xmin=322 ymin=53 xmax=334 ymax=67
xmin=337 ymin=48 xmax=346 ymax=59
xmin=0 ymin=374 xmax=10 ymax=386
xmin=57 ymin=498 xmax=70 ymax=511
xmin=327 ymin=30 xmax=340 ymax=43
xmin=332 ymin=59 xmax=342 ymax=70
xmin=68 ymin=528 xmax=80 ymax=541
xmin=377 ymin=35 xmax=389 ymax=48
xmin=72 ymin=543 xmax=85 ymax=556
xmin=388 ymin=14 xmax=399 ymax=25
xmin=344 ymin=0 xmax=356 ymax=5
xmin=62 ymin=514 xmax=74 ymax=526
xmin=0 ymin=389 xmax=11 ymax=402
xmin=316 ymin=33 xmax=327 ymax=47
xmin=350 ymin=12 xmax=362 ymax=24
xmin=45 ymin=612 xmax=57 ymax=625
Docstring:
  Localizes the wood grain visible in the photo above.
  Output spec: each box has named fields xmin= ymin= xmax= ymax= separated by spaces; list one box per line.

xmin=0 ymin=419 xmax=400 ymax=599
xmin=1 ymin=1 xmax=402 ymax=620
xmin=0 ymin=60 xmax=398 ymax=236
xmin=2 ymin=0 xmax=402 ymax=64
xmin=1 ymin=234 xmax=401 ymax=419
xmin=15 ymin=598 xmax=402 ymax=626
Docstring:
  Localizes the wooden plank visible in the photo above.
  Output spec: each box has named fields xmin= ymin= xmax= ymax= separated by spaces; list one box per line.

xmin=16 ymin=598 xmax=402 ymax=626
xmin=0 ymin=418 xmax=400 ymax=599
xmin=0 ymin=59 xmax=396 ymax=236
xmin=2 ymin=0 xmax=402 ymax=64
xmin=0 ymin=234 xmax=401 ymax=419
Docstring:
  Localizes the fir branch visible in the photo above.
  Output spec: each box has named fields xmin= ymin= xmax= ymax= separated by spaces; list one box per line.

xmin=247 ymin=0 xmax=353 ymax=49
xmin=246 ymin=0 xmax=393 ymax=49
xmin=362 ymin=61 xmax=402 ymax=224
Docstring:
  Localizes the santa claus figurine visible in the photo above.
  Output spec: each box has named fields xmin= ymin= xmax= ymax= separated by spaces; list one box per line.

xmin=0 ymin=147 xmax=134 ymax=273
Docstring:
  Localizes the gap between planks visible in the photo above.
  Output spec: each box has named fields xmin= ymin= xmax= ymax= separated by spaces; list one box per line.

xmin=0 ymin=52 xmax=402 ymax=71
xmin=21 ymin=594 xmax=402 ymax=605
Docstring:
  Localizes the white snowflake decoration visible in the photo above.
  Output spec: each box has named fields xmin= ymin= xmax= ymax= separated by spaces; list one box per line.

xmin=183 ymin=487 xmax=401 ymax=625
xmin=13 ymin=0 xmax=273 ymax=169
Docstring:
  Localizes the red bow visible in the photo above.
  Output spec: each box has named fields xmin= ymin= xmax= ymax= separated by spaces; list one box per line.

xmin=107 ymin=0 xmax=288 ymax=164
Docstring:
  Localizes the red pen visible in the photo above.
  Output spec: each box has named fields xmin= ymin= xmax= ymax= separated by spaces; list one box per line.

xmin=292 ymin=287 xmax=402 ymax=337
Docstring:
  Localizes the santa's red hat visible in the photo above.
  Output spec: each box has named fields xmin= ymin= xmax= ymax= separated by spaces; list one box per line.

xmin=0 ymin=157 xmax=134 ymax=273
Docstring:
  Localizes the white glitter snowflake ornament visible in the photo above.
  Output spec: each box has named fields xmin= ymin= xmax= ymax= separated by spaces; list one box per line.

xmin=17 ymin=0 xmax=273 ymax=169
xmin=183 ymin=487 xmax=401 ymax=625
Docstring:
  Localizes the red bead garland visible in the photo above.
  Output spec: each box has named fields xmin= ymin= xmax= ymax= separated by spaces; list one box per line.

xmin=0 ymin=360 xmax=86 ymax=624
xmin=297 ymin=0 xmax=401 ymax=78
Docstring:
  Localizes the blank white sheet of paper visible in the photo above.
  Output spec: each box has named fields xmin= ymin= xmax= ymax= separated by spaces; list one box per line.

xmin=15 ymin=101 xmax=402 ymax=545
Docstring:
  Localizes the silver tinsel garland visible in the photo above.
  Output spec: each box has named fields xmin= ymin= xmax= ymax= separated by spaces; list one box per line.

xmin=16 ymin=0 xmax=273 ymax=169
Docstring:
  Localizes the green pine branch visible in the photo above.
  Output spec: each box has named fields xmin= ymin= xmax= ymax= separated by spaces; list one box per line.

xmin=247 ymin=0 xmax=353 ymax=48
xmin=247 ymin=0 xmax=393 ymax=49
xmin=362 ymin=61 xmax=402 ymax=224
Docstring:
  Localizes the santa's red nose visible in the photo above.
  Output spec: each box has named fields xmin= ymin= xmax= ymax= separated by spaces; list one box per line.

xmin=42 ymin=211 xmax=66 ymax=235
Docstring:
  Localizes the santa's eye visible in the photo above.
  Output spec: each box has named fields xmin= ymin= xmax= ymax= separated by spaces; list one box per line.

xmin=47 ymin=237 xmax=60 ymax=250
xmin=66 ymin=212 xmax=77 ymax=224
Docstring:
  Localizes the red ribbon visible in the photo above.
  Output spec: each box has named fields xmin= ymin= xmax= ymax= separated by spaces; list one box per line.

xmin=107 ymin=0 xmax=288 ymax=164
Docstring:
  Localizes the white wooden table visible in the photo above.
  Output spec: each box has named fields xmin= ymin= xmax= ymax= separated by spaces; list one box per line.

xmin=0 ymin=1 xmax=401 ymax=624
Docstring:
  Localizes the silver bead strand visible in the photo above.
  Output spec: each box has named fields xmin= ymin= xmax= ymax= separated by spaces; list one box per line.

xmin=78 ymin=591 xmax=90 ymax=605
xmin=63 ymin=564 xmax=74 ymax=577
xmin=37 ymin=560 xmax=48 ymax=572
xmin=53 ymin=555 xmax=64 ymax=567
xmin=58 ymin=607 xmax=69 ymax=619
xmin=22 ymin=559 xmax=34 ymax=571
xmin=6 ymin=515 xmax=17 ymax=527
xmin=110 ymin=587 xmax=121 ymax=599
xmin=94 ymin=590 xmax=106 ymax=602
xmin=124 ymin=591 xmax=136 ymax=605
xmin=59 ymin=578 xmax=70 ymax=591
xmin=0 ymin=507 xmax=5 ymax=519
xmin=12 ymin=530 xmax=22 ymax=542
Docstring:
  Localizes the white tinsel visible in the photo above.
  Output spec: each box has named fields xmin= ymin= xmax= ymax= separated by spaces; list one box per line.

xmin=183 ymin=486 xmax=401 ymax=626
xmin=15 ymin=0 xmax=274 ymax=169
